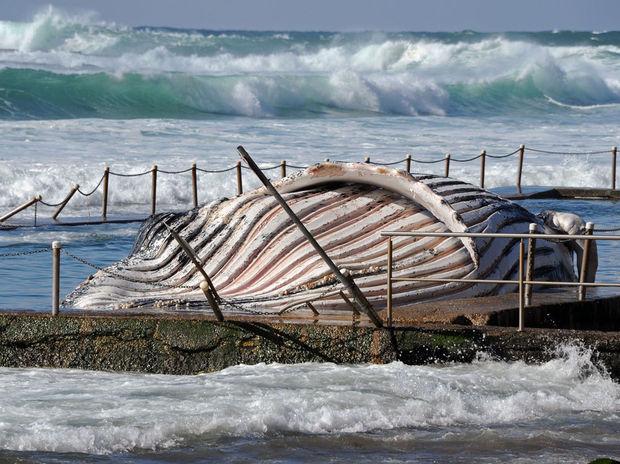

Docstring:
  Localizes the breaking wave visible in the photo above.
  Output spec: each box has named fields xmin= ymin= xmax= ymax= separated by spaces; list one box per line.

xmin=1 ymin=7 xmax=620 ymax=119
xmin=0 ymin=344 xmax=617 ymax=454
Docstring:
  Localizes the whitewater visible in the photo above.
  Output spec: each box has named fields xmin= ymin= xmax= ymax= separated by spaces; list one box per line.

xmin=1 ymin=7 xmax=620 ymax=463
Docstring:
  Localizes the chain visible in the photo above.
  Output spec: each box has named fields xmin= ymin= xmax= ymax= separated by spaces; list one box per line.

xmin=0 ymin=248 xmax=50 ymax=258
xmin=486 ymin=148 xmax=521 ymax=159
xmin=62 ymin=249 xmax=196 ymax=289
xmin=38 ymin=198 xmax=65 ymax=207
xmin=452 ymin=153 xmax=484 ymax=163
xmin=369 ymin=158 xmax=409 ymax=166
xmin=196 ymin=166 xmax=237 ymax=173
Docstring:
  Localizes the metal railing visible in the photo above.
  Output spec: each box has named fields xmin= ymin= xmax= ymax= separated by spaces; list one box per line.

xmin=381 ymin=226 xmax=620 ymax=331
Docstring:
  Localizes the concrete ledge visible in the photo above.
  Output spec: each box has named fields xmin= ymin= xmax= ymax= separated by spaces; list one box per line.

xmin=1 ymin=312 xmax=619 ymax=379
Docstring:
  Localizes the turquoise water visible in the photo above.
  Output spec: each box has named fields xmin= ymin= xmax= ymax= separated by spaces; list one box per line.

xmin=1 ymin=7 xmax=620 ymax=463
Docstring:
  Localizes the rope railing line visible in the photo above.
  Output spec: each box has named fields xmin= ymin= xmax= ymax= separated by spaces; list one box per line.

xmin=109 ymin=169 xmax=152 ymax=177
xmin=38 ymin=197 xmax=66 ymax=208
xmin=525 ymin=147 xmax=612 ymax=155
xmin=196 ymin=166 xmax=237 ymax=173
xmin=77 ymin=173 xmax=105 ymax=197
xmin=158 ymin=167 xmax=194 ymax=175
xmin=486 ymin=148 xmax=522 ymax=159
xmin=368 ymin=158 xmax=409 ymax=166
xmin=451 ymin=153 xmax=484 ymax=163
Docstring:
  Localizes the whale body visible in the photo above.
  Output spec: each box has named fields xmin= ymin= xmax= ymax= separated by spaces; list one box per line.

xmin=65 ymin=162 xmax=580 ymax=313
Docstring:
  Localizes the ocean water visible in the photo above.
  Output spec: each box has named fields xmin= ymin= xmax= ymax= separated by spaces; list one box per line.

xmin=1 ymin=7 xmax=620 ymax=463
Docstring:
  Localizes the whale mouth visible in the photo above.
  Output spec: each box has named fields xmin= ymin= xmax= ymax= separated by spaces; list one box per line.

xmin=64 ymin=162 xmax=576 ymax=313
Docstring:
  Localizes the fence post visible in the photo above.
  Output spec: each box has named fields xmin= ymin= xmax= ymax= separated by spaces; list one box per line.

xmin=191 ymin=162 xmax=198 ymax=208
xmin=516 ymin=144 xmax=525 ymax=193
xmin=525 ymin=223 xmax=537 ymax=306
xmin=405 ymin=154 xmax=411 ymax=173
xmin=612 ymin=146 xmax=617 ymax=190
xmin=280 ymin=160 xmax=287 ymax=178
xmin=236 ymin=161 xmax=243 ymax=195
xmin=102 ymin=166 xmax=110 ymax=221
xmin=364 ymin=156 xmax=370 ymax=163
xmin=578 ymin=222 xmax=594 ymax=301
xmin=151 ymin=164 xmax=158 ymax=215
xmin=444 ymin=153 xmax=451 ymax=177
xmin=480 ymin=150 xmax=486 ymax=189
xmin=387 ymin=238 xmax=393 ymax=327
xmin=52 ymin=184 xmax=79 ymax=220
xmin=518 ymin=238 xmax=525 ymax=331
xmin=0 ymin=195 xmax=41 ymax=223
xmin=52 ymin=241 xmax=61 ymax=316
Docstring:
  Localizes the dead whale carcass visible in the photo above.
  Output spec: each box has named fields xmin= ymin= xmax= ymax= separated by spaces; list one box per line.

xmin=65 ymin=162 xmax=592 ymax=312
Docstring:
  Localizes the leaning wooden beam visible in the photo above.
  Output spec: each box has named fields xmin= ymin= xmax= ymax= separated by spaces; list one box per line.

xmin=199 ymin=280 xmax=224 ymax=321
xmin=237 ymin=145 xmax=383 ymax=328
xmin=339 ymin=291 xmax=360 ymax=316
xmin=0 ymin=195 xmax=41 ymax=223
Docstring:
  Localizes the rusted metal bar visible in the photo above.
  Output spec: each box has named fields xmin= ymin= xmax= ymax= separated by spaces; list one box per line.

xmin=525 ymin=223 xmax=537 ymax=306
xmin=480 ymin=150 xmax=486 ymax=189
xmin=151 ymin=164 xmax=158 ymax=215
xmin=0 ymin=195 xmax=41 ymax=223
xmin=405 ymin=154 xmax=411 ymax=173
xmin=102 ymin=166 xmax=110 ymax=220
xmin=578 ymin=222 xmax=594 ymax=301
xmin=191 ymin=162 xmax=198 ymax=208
xmin=163 ymin=222 xmax=220 ymax=301
xmin=518 ymin=238 xmax=525 ymax=331
xmin=612 ymin=146 xmax=617 ymax=190
xmin=387 ymin=238 xmax=393 ymax=326
xmin=52 ymin=241 xmax=61 ymax=316
xmin=306 ymin=301 xmax=319 ymax=316
xmin=52 ymin=184 xmax=79 ymax=220
xmin=200 ymin=280 xmax=224 ymax=321
xmin=236 ymin=161 xmax=243 ymax=195
xmin=238 ymin=145 xmax=383 ymax=327
xmin=444 ymin=153 xmax=451 ymax=177
xmin=516 ymin=144 xmax=525 ymax=193
xmin=280 ymin=160 xmax=287 ymax=178
xmin=339 ymin=291 xmax=360 ymax=316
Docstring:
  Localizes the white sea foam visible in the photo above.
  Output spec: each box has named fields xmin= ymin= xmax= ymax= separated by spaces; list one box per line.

xmin=0 ymin=344 xmax=616 ymax=454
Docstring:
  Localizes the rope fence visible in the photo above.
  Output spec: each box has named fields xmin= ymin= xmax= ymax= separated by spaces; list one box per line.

xmin=0 ymin=144 xmax=617 ymax=226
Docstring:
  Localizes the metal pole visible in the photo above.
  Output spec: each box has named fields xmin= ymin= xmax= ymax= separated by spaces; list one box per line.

xmin=480 ymin=150 xmax=486 ymax=189
xmin=236 ymin=161 xmax=243 ymax=195
xmin=339 ymin=291 xmax=360 ymax=316
xmin=444 ymin=153 xmax=451 ymax=177
xmin=306 ymin=301 xmax=320 ymax=316
xmin=199 ymin=280 xmax=224 ymax=321
xmin=578 ymin=222 xmax=594 ymax=301
xmin=151 ymin=164 xmax=158 ymax=215
xmin=280 ymin=160 xmax=287 ymax=178
xmin=612 ymin=146 xmax=617 ymax=190
xmin=0 ymin=195 xmax=41 ymax=223
xmin=237 ymin=145 xmax=383 ymax=327
xmin=191 ymin=162 xmax=198 ymax=208
xmin=518 ymin=238 xmax=525 ymax=331
xmin=163 ymin=222 xmax=220 ymax=301
xmin=525 ymin=223 xmax=537 ymax=306
xmin=52 ymin=241 xmax=61 ymax=316
xmin=405 ymin=154 xmax=411 ymax=173
xmin=516 ymin=144 xmax=525 ymax=193
xmin=102 ymin=166 xmax=110 ymax=221
xmin=52 ymin=184 xmax=79 ymax=220
xmin=387 ymin=238 xmax=393 ymax=327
